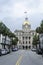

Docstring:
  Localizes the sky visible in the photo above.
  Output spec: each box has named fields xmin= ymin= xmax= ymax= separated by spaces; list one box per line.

xmin=0 ymin=0 xmax=43 ymax=32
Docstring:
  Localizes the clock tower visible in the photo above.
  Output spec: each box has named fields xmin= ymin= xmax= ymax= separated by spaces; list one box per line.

xmin=22 ymin=17 xmax=31 ymax=32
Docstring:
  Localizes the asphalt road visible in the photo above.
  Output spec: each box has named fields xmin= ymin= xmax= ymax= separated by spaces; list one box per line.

xmin=0 ymin=50 xmax=43 ymax=65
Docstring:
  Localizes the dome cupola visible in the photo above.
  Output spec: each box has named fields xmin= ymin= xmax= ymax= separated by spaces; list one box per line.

xmin=23 ymin=17 xmax=30 ymax=25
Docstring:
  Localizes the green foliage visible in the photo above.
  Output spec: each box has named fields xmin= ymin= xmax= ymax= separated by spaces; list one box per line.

xmin=0 ymin=21 xmax=18 ymax=49
xmin=36 ymin=20 xmax=43 ymax=34
xmin=12 ymin=37 xmax=18 ymax=45
xmin=32 ymin=34 xmax=39 ymax=47
xmin=0 ymin=21 xmax=16 ymax=44
xmin=0 ymin=22 xmax=10 ymax=35
xmin=0 ymin=22 xmax=5 ymax=34
xmin=8 ymin=32 xmax=15 ymax=38
xmin=0 ymin=21 xmax=16 ymax=37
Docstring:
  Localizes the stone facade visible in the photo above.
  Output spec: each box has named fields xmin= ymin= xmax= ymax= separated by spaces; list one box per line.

xmin=0 ymin=34 xmax=11 ymax=49
xmin=14 ymin=18 xmax=36 ymax=49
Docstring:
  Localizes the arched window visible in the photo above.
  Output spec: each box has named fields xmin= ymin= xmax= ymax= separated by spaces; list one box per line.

xmin=29 ymin=41 xmax=30 ymax=44
xmin=26 ymin=41 xmax=27 ymax=44
xmin=29 ymin=37 xmax=31 ymax=39
xmin=26 ymin=46 xmax=28 ymax=49
xmin=26 ymin=37 xmax=27 ymax=39
xmin=23 ymin=37 xmax=24 ymax=40
xmin=23 ymin=41 xmax=24 ymax=44
xmin=23 ymin=46 xmax=24 ymax=49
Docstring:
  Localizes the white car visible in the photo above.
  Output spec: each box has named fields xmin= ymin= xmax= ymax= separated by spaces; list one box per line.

xmin=12 ymin=48 xmax=18 ymax=51
xmin=1 ymin=49 xmax=6 ymax=55
xmin=31 ymin=48 xmax=36 ymax=52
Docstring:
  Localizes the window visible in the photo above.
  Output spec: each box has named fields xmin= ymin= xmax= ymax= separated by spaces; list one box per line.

xmin=26 ymin=41 xmax=27 ymax=44
xmin=23 ymin=37 xmax=24 ymax=40
xmin=23 ymin=41 xmax=24 ymax=44
xmin=26 ymin=37 xmax=27 ymax=39
xmin=29 ymin=41 xmax=30 ymax=44
xmin=29 ymin=37 xmax=31 ymax=39
xmin=23 ymin=46 xmax=24 ymax=49
xmin=26 ymin=46 xmax=28 ymax=49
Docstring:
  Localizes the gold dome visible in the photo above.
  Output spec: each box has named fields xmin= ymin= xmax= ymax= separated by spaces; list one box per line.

xmin=23 ymin=17 xmax=30 ymax=25
xmin=23 ymin=21 xmax=30 ymax=25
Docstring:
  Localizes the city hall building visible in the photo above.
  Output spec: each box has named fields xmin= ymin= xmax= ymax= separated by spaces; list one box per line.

xmin=14 ymin=17 xmax=36 ymax=49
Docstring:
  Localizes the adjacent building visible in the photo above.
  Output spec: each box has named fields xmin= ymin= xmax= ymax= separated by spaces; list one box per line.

xmin=14 ymin=17 xmax=36 ymax=49
xmin=0 ymin=34 xmax=11 ymax=49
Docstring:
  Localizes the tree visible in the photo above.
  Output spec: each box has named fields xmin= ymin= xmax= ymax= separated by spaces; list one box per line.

xmin=0 ymin=21 xmax=18 ymax=50
xmin=0 ymin=22 xmax=13 ymax=48
xmin=0 ymin=22 xmax=11 ymax=48
xmin=8 ymin=32 xmax=16 ymax=43
xmin=11 ymin=37 xmax=18 ymax=49
xmin=40 ymin=20 xmax=43 ymax=28
xmin=36 ymin=20 xmax=43 ymax=34
xmin=36 ymin=27 xmax=41 ymax=34
xmin=32 ymin=34 xmax=39 ymax=48
xmin=12 ymin=37 xmax=18 ymax=45
xmin=0 ymin=22 xmax=5 ymax=34
xmin=40 ymin=20 xmax=43 ymax=33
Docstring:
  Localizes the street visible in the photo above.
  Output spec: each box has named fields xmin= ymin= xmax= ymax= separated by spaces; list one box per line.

xmin=0 ymin=50 xmax=43 ymax=65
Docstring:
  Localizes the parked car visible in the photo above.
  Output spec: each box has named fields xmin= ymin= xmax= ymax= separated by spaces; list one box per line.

xmin=31 ymin=48 xmax=36 ymax=52
xmin=36 ymin=34 xmax=43 ymax=55
xmin=0 ymin=48 xmax=10 ymax=56
xmin=0 ymin=49 xmax=2 ymax=56
xmin=6 ymin=49 xmax=10 ymax=54
xmin=1 ymin=49 xmax=6 ymax=55
xmin=12 ymin=47 xmax=18 ymax=51
xmin=36 ymin=43 xmax=42 ymax=55
xmin=36 ymin=48 xmax=42 ymax=54
xmin=4 ymin=49 xmax=9 ymax=54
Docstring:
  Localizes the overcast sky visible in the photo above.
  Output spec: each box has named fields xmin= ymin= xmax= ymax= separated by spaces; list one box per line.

xmin=0 ymin=0 xmax=43 ymax=32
